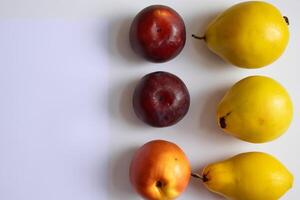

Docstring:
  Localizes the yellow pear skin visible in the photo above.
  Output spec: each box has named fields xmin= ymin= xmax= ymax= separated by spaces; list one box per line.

xmin=201 ymin=152 xmax=293 ymax=200
xmin=217 ymin=75 xmax=293 ymax=143
xmin=202 ymin=1 xmax=289 ymax=68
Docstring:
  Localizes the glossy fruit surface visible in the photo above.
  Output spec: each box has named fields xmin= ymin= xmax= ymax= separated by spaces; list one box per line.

xmin=130 ymin=140 xmax=191 ymax=200
xmin=201 ymin=152 xmax=293 ymax=200
xmin=133 ymin=71 xmax=190 ymax=127
xmin=130 ymin=5 xmax=186 ymax=62
xmin=217 ymin=75 xmax=293 ymax=143
xmin=201 ymin=1 xmax=289 ymax=68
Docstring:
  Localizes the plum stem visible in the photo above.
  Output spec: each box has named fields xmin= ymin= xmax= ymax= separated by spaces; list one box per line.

xmin=192 ymin=34 xmax=206 ymax=40
xmin=283 ymin=16 xmax=289 ymax=25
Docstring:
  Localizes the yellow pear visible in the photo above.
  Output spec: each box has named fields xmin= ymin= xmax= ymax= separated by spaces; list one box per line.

xmin=193 ymin=152 xmax=293 ymax=200
xmin=217 ymin=75 xmax=293 ymax=143
xmin=193 ymin=1 xmax=289 ymax=68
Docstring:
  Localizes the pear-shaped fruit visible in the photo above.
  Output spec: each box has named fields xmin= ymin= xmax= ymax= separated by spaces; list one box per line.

xmin=196 ymin=152 xmax=293 ymax=200
xmin=194 ymin=1 xmax=289 ymax=68
xmin=217 ymin=75 xmax=293 ymax=143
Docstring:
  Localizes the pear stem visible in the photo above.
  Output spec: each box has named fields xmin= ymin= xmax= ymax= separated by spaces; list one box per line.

xmin=191 ymin=172 xmax=204 ymax=180
xmin=283 ymin=16 xmax=289 ymax=25
xmin=191 ymin=172 xmax=209 ymax=182
xmin=192 ymin=34 xmax=206 ymax=40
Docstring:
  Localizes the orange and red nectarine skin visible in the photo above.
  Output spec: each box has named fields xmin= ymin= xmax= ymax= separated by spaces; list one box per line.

xmin=129 ymin=140 xmax=190 ymax=200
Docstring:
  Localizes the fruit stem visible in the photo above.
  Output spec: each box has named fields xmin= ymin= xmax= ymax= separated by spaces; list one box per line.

xmin=191 ymin=173 xmax=204 ymax=180
xmin=191 ymin=172 xmax=209 ymax=182
xmin=283 ymin=16 xmax=289 ymax=25
xmin=192 ymin=34 xmax=206 ymax=40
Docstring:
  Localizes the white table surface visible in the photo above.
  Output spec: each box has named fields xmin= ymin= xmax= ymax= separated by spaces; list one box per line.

xmin=0 ymin=0 xmax=299 ymax=199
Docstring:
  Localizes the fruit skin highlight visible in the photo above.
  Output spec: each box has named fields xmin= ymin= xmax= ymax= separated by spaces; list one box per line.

xmin=133 ymin=71 xmax=190 ymax=127
xmin=129 ymin=140 xmax=191 ymax=200
xmin=193 ymin=152 xmax=293 ymax=200
xmin=194 ymin=1 xmax=289 ymax=68
xmin=217 ymin=75 xmax=293 ymax=143
xmin=130 ymin=5 xmax=186 ymax=63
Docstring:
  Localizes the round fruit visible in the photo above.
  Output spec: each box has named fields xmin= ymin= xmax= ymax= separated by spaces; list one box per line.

xmin=130 ymin=5 xmax=186 ymax=63
xmin=130 ymin=140 xmax=191 ymax=200
xmin=133 ymin=71 xmax=190 ymax=127
xmin=217 ymin=75 xmax=293 ymax=143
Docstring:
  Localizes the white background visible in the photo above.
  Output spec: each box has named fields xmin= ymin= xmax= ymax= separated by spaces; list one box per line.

xmin=0 ymin=0 xmax=299 ymax=199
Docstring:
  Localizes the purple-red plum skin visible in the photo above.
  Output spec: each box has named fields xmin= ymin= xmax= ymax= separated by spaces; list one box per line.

xmin=133 ymin=71 xmax=190 ymax=127
xmin=130 ymin=5 xmax=186 ymax=63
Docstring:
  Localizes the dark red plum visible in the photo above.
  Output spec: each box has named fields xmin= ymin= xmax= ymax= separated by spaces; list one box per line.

xmin=133 ymin=71 xmax=190 ymax=127
xmin=130 ymin=5 xmax=186 ymax=63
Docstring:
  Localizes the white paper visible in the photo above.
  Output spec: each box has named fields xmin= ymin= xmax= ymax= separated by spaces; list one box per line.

xmin=0 ymin=20 xmax=110 ymax=200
